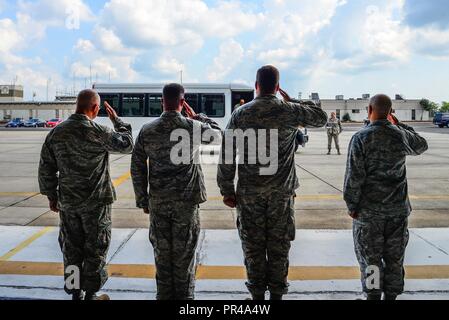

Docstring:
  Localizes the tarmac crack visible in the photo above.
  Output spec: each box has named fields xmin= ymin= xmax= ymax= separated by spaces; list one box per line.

xmin=107 ymin=229 xmax=138 ymax=265
xmin=296 ymin=164 xmax=343 ymax=193
xmin=409 ymin=230 xmax=449 ymax=256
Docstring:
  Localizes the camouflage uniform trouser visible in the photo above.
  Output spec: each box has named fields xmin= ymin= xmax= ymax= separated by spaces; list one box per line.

xmin=236 ymin=194 xmax=296 ymax=296
xmin=59 ymin=205 xmax=112 ymax=295
xmin=328 ymin=133 xmax=340 ymax=151
xmin=353 ymin=215 xmax=409 ymax=296
xmin=149 ymin=201 xmax=201 ymax=300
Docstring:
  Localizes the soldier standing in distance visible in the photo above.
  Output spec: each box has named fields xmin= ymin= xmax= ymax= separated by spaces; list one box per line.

xmin=326 ymin=112 xmax=343 ymax=155
xmin=217 ymin=66 xmax=328 ymax=300
xmin=131 ymin=83 xmax=221 ymax=300
xmin=344 ymin=94 xmax=428 ymax=301
xmin=39 ymin=89 xmax=134 ymax=300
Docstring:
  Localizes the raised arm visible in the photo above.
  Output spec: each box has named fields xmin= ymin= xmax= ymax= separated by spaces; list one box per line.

xmin=279 ymin=88 xmax=327 ymax=128
xmin=100 ymin=102 xmax=134 ymax=154
xmin=397 ymin=122 xmax=428 ymax=156
xmin=131 ymin=130 xmax=149 ymax=214
xmin=343 ymin=135 xmax=366 ymax=218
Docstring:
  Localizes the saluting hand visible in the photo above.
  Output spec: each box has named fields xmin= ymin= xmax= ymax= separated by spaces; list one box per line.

xmin=279 ymin=88 xmax=292 ymax=102
xmin=105 ymin=101 xmax=118 ymax=122
xmin=387 ymin=113 xmax=399 ymax=126
xmin=183 ymin=101 xmax=197 ymax=119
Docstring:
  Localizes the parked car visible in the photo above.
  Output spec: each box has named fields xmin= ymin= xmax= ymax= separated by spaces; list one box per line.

xmin=24 ymin=118 xmax=46 ymax=128
xmin=5 ymin=118 xmax=25 ymax=128
xmin=46 ymin=118 xmax=63 ymax=128
xmin=433 ymin=113 xmax=449 ymax=128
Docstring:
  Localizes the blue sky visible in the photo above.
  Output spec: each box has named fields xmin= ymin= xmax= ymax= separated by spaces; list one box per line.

xmin=0 ymin=0 xmax=448 ymax=102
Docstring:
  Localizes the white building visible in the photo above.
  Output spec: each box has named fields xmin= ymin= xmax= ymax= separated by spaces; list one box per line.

xmin=320 ymin=96 xmax=429 ymax=122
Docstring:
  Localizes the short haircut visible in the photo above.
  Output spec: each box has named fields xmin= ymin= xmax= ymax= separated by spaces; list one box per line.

xmin=370 ymin=94 xmax=393 ymax=118
xmin=77 ymin=89 xmax=100 ymax=111
xmin=256 ymin=65 xmax=280 ymax=95
xmin=163 ymin=83 xmax=185 ymax=109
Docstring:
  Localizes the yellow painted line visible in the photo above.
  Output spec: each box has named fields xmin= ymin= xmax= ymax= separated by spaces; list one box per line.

xmin=0 ymin=192 xmax=39 ymax=197
xmin=1 ymin=262 xmax=449 ymax=280
xmin=113 ymin=172 xmax=131 ymax=188
xmin=0 ymin=227 xmax=54 ymax=261
xmin=208 ymin=195 xmax=449 ymax=201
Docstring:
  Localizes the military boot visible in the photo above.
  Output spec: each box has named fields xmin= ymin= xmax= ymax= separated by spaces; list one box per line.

xmin=337 ymin=149 xmax=342 ymax=156
xmin=72 ymin=290 xmax=85 ymax=301
xmin=251 ymin=294 xmax=265 ymax=301
xmin=366 ymin=294 xmax=382 ymax=301
xmin=327 ymin=149 xmax=331 ymax=155
xmin=270 ymin=293 xmax=283 ymax=301
xmin=384 ymin=294 xmax=397 ymax=301
xmin=85 ymin=292 xmax=110 ymax=301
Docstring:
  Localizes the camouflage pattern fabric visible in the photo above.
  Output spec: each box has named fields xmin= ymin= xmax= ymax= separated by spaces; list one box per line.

xmin=149 ymin=200 xmax=200 ymax=300
xmin=39 ymin=113 xmax=133 ymax=296
xmin=131 ymin=111 xmax=221 ymax=208
xmin=344 ymin=120 xmax=428 ymax=216
xmin=39 ymin=114 xmax=134 ymax=210
xmin=344 ymin=120 xmax=427 ymax=297
xmin=59 ymin=205 xmax=112 ymax=294
xmin=353 ymin=215 xmax=409 ymax=296
xmin=236 ymin=194 xmax=296 ymax=296
xmin=217 ymin=95 xmax=328 ymax=197
xmin=217 ymin=95 xmax=326 ymax=297
xmin=327 ymin=133 xmax=340 ymax=152
xmin=326 ymin=117 xmax=343 ymax=136
xmin=131 ymin=111 xmax=220 ymax=300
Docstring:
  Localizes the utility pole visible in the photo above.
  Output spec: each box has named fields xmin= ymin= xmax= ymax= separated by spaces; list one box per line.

xmin=46 ymin=77 xmax=52 ymax=101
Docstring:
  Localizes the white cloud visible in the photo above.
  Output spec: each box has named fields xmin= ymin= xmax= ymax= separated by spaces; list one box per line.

xmin=98 ymin=0 xmax=259 ymax=49
xmin=17 ymin=0 xmax=93 ymax=27
xmin=74 ymin=39 xmax=95 ymax=53
xmin=70 ymin=56 xmax=138 ymax=83
xmin=255 ymin=0 xmax=346 ymax=68
xmin=208 ymin=39 xmax=244 ymax=81
xmin=153 ymin=57 xmax=185 ymax=76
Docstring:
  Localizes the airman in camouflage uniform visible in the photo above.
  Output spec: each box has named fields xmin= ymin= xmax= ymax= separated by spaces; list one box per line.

xmin=217 ymin=66 xmax=328 ymax=300
xmin=344 ymin=94 xmax=428 ymax=301
xmin=39 ymin=89 xmax=133 ymax=300
xmin=326 ymin=112 xmax=343 ymax=155
xmin=131 ymin=83 xmax=221 ymax=300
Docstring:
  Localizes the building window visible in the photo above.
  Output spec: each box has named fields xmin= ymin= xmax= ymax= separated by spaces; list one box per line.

xmin=149 ymin=95 xmax=163 ymax=117
xmin=99 ymin=94 xmax=120 ymax=116
xmin=200 ymin=94 xmax=225 ymax=117
xmin=352 ymin=109 xmax=361 ymax=114
xmin=122 ymin=94 xmax=145 ymax=117
xmin=185 ymin=94 xmax=200 ymax=113
xmin=412 ymin=109 xmax=416 ymax=121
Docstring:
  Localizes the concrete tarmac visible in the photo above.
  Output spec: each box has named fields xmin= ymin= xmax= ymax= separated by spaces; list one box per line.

xmin=0 ymin=122 xmax=447 ymax=229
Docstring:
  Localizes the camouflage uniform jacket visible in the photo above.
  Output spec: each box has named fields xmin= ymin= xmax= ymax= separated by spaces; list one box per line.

xmin=39 ymin=114 xmax=134 ymax=210
xmin=217 ymin=95 xmax=328 ymax=197
xmin=131 ymin=112 xmax=221 ymax=208
xmin=326 ymin=118 xmax=343 ymax=135
xmin=344 ymin=120 xmax=428 ymax=216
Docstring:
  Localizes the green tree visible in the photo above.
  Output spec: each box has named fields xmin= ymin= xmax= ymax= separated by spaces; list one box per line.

xmin=440 ymin=101 xmax=449 ymax=113
xmin=342 ymin=113 xmax=352 ymax=122
xmin=420 ymin=99 xmax=439 ymax=112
